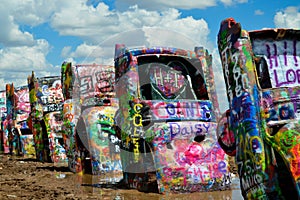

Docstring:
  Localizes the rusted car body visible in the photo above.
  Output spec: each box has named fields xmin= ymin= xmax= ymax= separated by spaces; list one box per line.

xmin=114 ymin=44 xmax=231 ymax=193
xmin=217 ymin=18 xmax=300 ymax=199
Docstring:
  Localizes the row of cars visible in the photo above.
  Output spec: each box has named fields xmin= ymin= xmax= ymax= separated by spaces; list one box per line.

xmin=0 ymin=17 xmax=299 ymax=199
xmin=1 ymin=75 xmax=65 ymax=163
xmin=0 ymin=42 xmax=231 ymax=194
xmin=60 ymin=44 xmax=231 ymax=193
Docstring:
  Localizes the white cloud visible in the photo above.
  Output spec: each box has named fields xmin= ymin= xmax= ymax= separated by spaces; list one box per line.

xmin=11 ymin=0 xmax=58 ymax=26
xmin=255 ymin=9 xmax=264 ymax=16
xmin=219 ymin=0 xmax=248 ymax=6
xmin=274 ymin=6 xmax=300 ymax=28
xmin=54 ymin=3 xmax=213 ymax=62
xmin=114 ymin=0 xmax=248 ymax=11
xmin=220 ymin=0 xmax=232 ymax=6
xmin=114 ymin=0 xmax=217 ymax=11
xmin=236 ymin=0 xmax=248 ymax=3
xmin=0 ymin=0 xmax=60 ymax=47
xmin=51 ymin=3 xmax=209 ymax=46
xmin=0 ymin=1 xmax=61 ymax=90
xmin=70 ymin=43 xmax=105 ymax=59
xmin=61 ymin=46 xmax=72 ymax=58
xmin=0 ymin=39 xmax=52 ymax=89
xmin=118 ymin=7 xmax=212 ymax=48
xmin=51 ymin=1 xmax=119 ymax=43
xmin=0 ymin=7 xmax=35 ymax=47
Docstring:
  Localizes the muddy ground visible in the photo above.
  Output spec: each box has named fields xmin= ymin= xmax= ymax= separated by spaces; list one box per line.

xmin=0 ymin=155 xmax=243 ymax=200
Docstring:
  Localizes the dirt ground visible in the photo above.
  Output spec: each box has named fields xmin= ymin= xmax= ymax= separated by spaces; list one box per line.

xmin=0 ymin=155 xmax=243 ymax=200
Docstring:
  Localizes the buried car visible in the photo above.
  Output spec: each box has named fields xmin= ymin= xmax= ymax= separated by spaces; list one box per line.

xmin=27 ymin=72 xmax=66 ymax=163
xmin=61 ymin=62 xmax=122 ymax=182
xmin=217 ymin=17 xmax=300 ymax=199
xmin=3 ymin=84 xmax=32 ymax=156
xmin=114 ymin=44 xmax=231 ymax=193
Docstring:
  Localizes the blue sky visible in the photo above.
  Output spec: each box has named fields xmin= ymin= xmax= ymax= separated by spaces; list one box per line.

xmin=0 ymin=0 xmax=299 ymax=112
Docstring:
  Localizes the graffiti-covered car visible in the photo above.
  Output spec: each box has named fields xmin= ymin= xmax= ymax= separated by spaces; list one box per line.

xmin=217 ymin=17 xmax=300 ymax=199
xmin=61 ymin=62 xmax=122 ymax=179
xmin=3 ymin=83 xmax=16 ymax=155
xmin=14 ymin=85 xmax=34 ymax=157
xmin=114 ymin=44 xmax=231 ymax=193
xmin=0 ymin=90 xmax=7 ymax=153
xmin=27 ymin=72 xmax=66 ymax=163
xmin=3 ymin=84 xmax=33 ymax=156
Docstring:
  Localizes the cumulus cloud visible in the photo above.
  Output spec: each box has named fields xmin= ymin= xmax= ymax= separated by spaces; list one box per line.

xmin=274 ymin=6 xmax=300 ymax=28
xmin=0 ymin=6 xmax=35 ymax=47
xmin=55 ymin=3 xmax=213 ymax=61
xmin=0 ymin=1 xmax=60 ymax=90
xmin=0 ymin=39 xmax=52 ymax=89
xmin=51 ymin=2 xmax=212 ymax=48
xmin=51 ymin=1 xmax=118 ymax=43
xmin=69 ymin=43 xmax=107 ymax=61
xmin=0 ymin=0 xmax=59 ymax=47
xmin=10 ymin=0 xmax=58 ymax=26
xmin=119 ymin=7 xmax=212 ymax=48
